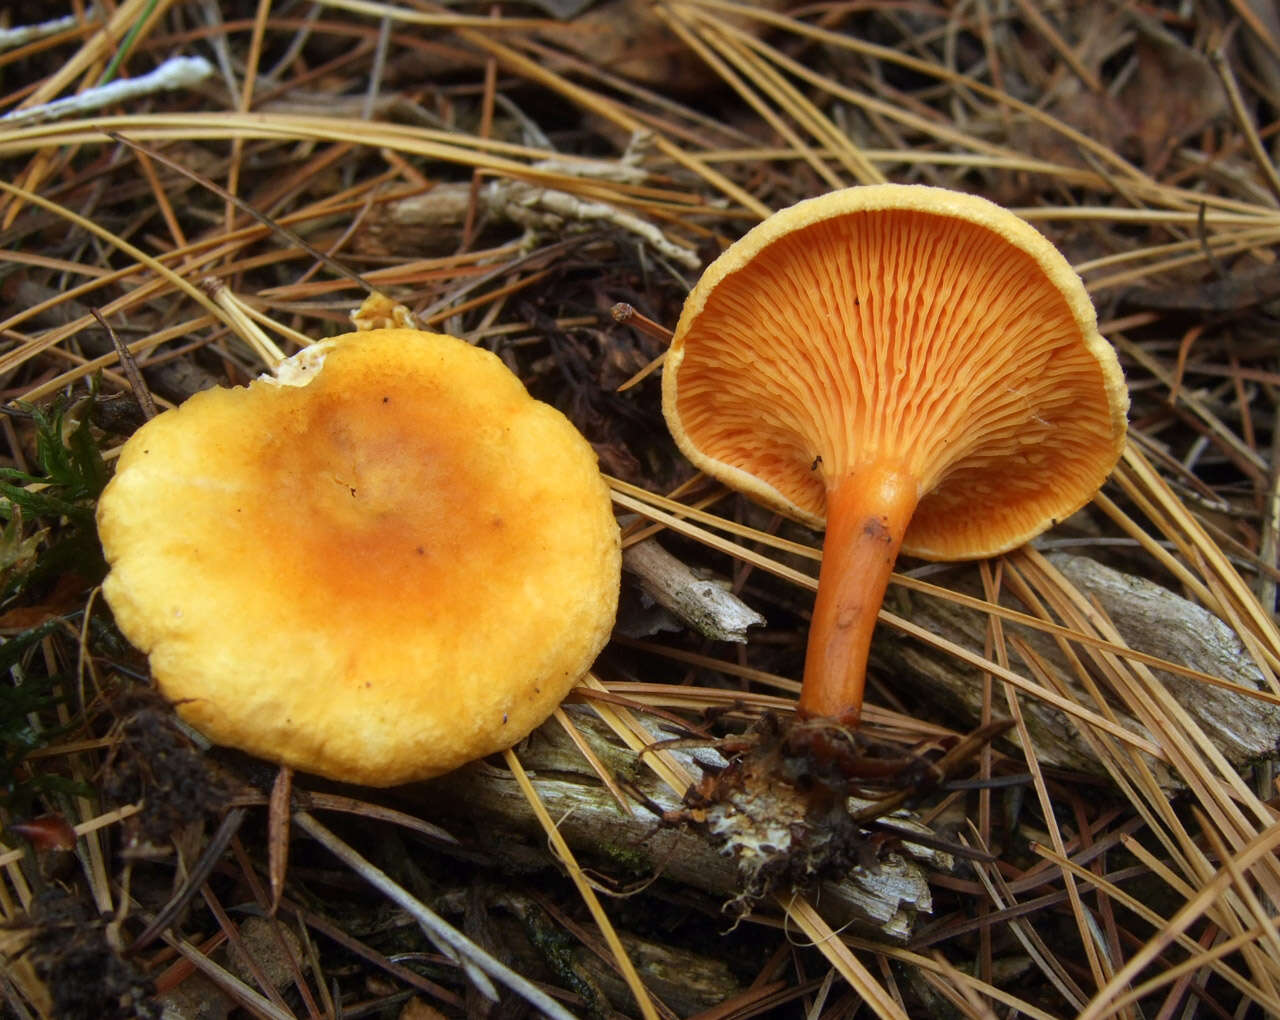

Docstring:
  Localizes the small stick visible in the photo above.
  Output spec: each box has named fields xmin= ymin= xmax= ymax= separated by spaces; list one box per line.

xmin=623 ymin=537 xmax=765 ymax=642
xmin=91 ymin=308 xmax=158 ymax=420
xmin=612 ymin=303 xmax=674 ymax=391
xmin=611 ymin=302 xmax=675 ymax=344
xmin=0 ymin=56 xmax=212 ymax=127
xmin=0 ymin=13 xmax=80 ymax=52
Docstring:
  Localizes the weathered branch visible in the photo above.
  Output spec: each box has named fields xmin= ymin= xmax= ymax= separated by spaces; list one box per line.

xmin=875 ymin=552 xmax=1280 ymax=783
xmin=623 ymin=538 xmax=766 ymax=643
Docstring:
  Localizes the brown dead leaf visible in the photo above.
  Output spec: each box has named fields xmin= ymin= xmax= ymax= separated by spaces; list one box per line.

xmin=1020 ymin=9 xmax=1224 ymax=175
xmin=0 ymin=572 xmax=91 ymax=631
xmin=534 ymin=0 xmax=785 ymax=90
xmin=398 ymin=997 xmax=449 ymax=1020
xmin=1119 ymin=18 xmax=1226 ymax=173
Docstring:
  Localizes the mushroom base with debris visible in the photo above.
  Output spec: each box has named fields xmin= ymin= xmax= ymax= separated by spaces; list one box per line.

xmin=665 ymin=712 xmax=979 ymax=915
xmin=431 ymin=709 xmax=939 ymax=941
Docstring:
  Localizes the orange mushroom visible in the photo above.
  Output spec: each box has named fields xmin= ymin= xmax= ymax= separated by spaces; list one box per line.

xmin=663 ymin=184 xmax=1127 ymax=726
xmin=97 ymin=328 xmax=620 ymax=786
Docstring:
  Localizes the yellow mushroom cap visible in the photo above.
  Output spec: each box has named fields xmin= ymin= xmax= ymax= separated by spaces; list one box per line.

xmin=663 ymin=184 xmax=1128 ymax=560
xmin=97 ymin=328 xmax=620 ymax=786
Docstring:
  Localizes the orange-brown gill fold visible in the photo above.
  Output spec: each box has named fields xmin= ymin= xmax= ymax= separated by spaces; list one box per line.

xmin=798 ymin=462 xmax=920 ymax=723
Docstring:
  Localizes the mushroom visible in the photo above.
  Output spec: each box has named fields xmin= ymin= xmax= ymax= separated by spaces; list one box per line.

xmin=97 ymin=328 xmax=621 ymax=786
xmin=663 ymin=184 xmax=1127 ymax=727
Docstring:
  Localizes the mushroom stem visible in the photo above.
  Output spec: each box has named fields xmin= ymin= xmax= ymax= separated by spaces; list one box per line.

xmin=798 ymin=463 xmax=920 ymax=723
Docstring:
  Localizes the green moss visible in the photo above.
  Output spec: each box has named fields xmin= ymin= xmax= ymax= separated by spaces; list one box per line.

xmin=0 ymin=391 xmax=111 ymax=814
xmin=599 ymin=841 xmax=652 ymax=876
xmin=0 ymin=393 xmax=109 ymax=603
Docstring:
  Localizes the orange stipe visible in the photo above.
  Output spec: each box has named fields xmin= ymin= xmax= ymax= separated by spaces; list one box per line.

xmin=798 ymin=463 xmax=919 ymax=722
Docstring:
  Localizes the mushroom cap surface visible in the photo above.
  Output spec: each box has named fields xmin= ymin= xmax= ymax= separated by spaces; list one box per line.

xmin=98 ymin=328 xmax=620 ymax=786
xmin=663 ymin=184 xmax=1128 ymax=560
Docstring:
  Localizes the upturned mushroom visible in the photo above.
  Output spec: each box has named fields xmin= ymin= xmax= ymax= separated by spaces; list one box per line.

xmin=663 ymin=184 xmax=1127 ymax=727
xmin=97 ymin=328 xmax=621 ymax=786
